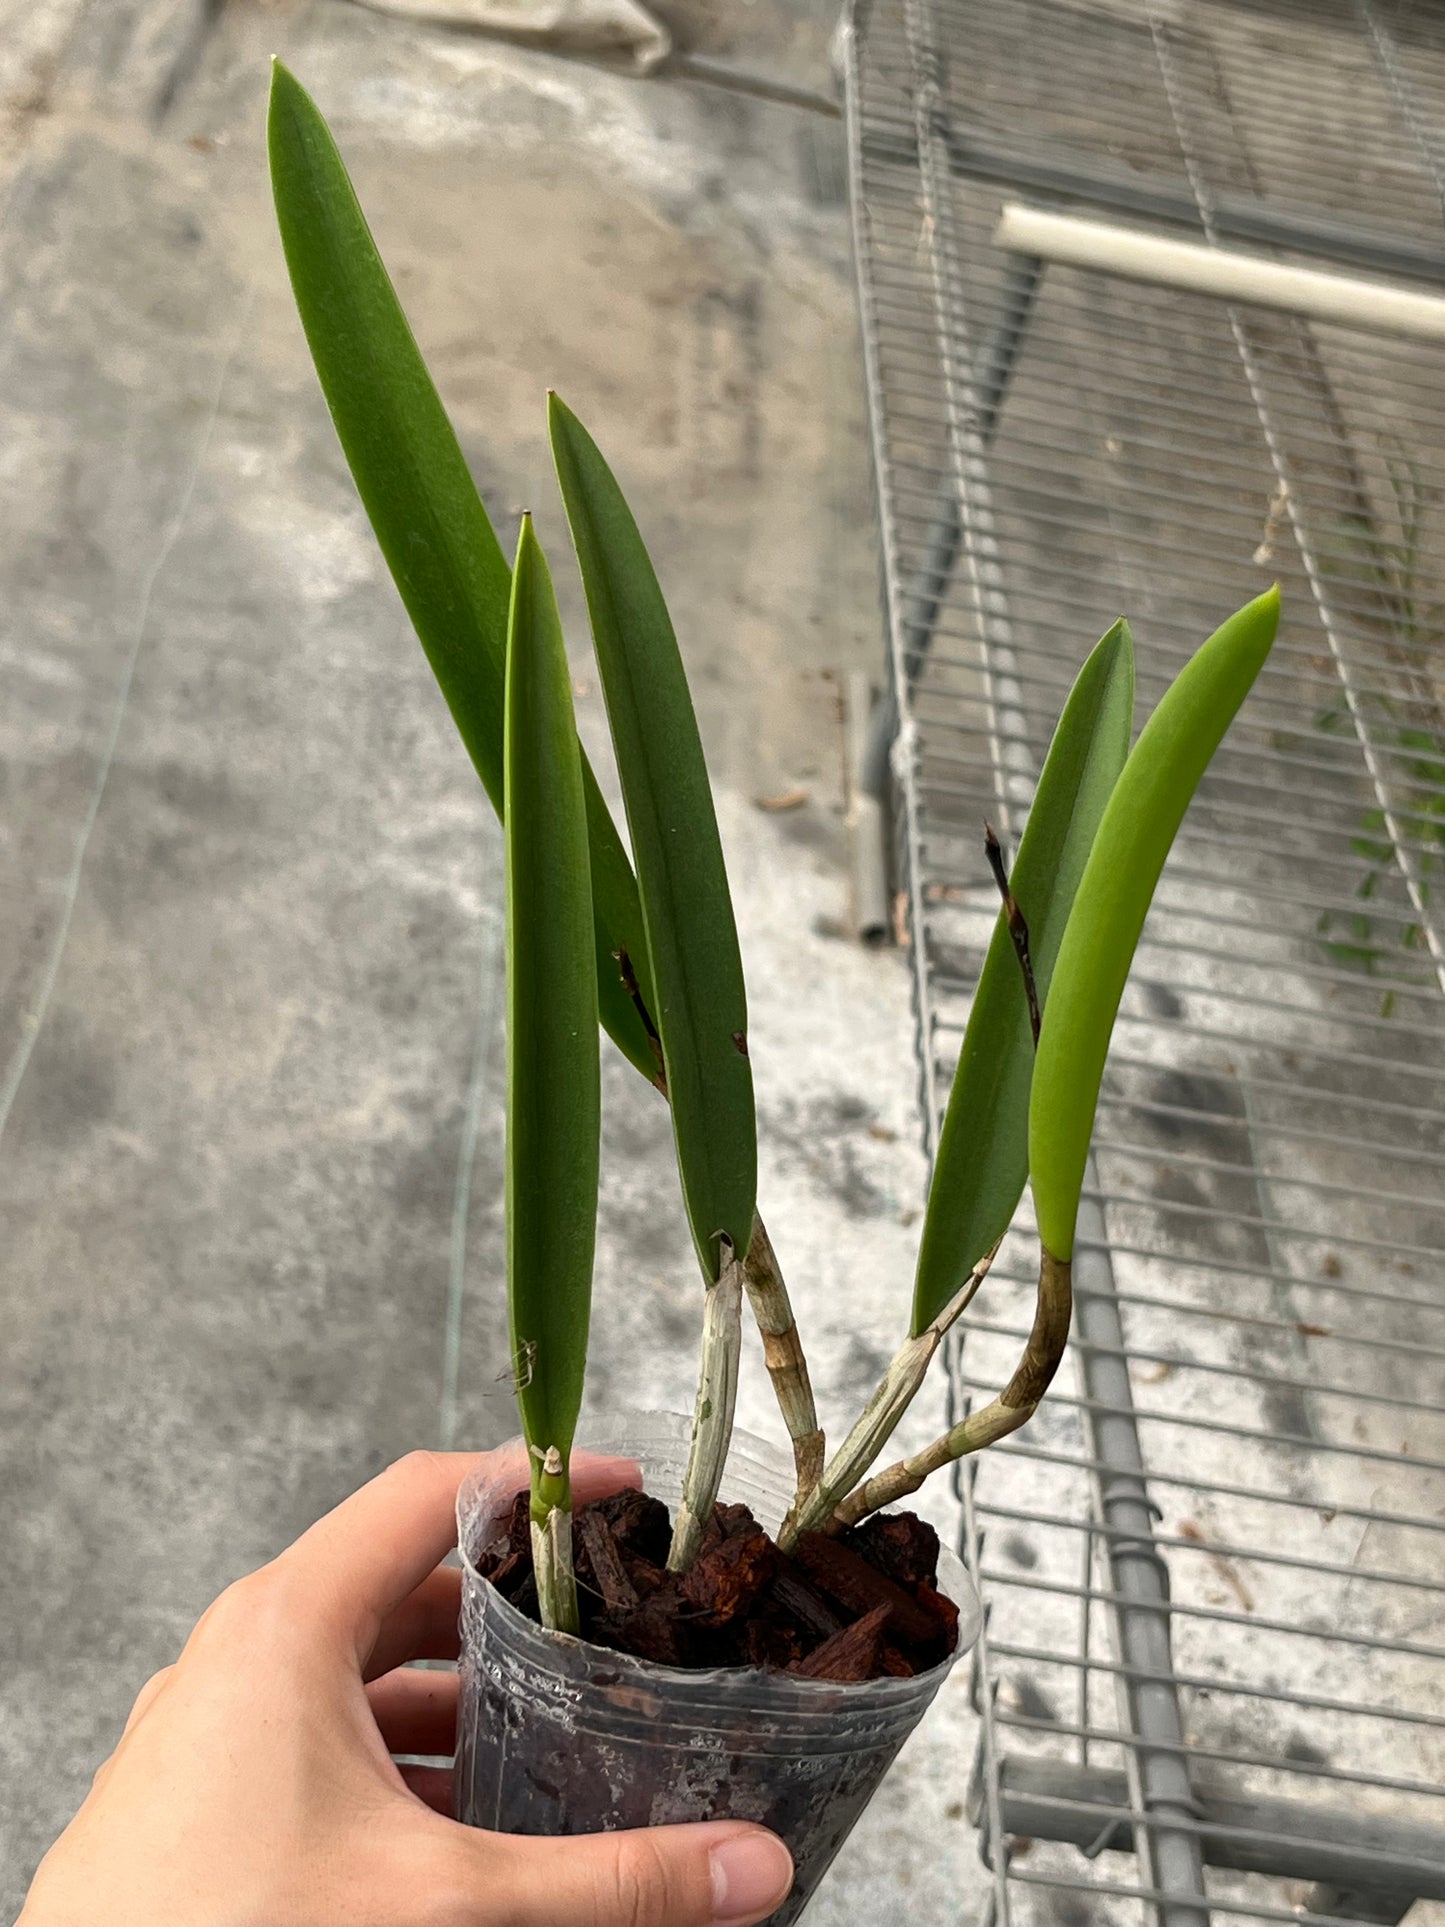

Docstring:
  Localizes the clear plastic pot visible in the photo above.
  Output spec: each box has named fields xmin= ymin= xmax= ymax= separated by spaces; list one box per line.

xmin=455 ymin=1411 xmax=981 ymax=1925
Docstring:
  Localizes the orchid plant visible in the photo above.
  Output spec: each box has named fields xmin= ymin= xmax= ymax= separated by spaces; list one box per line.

xmin=269 ymin=62 xmax=1280 ymax=1634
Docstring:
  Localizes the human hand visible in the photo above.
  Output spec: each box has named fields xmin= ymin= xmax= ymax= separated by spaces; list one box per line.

xmin=19 ymin=1449 xmax=794 ymax=1927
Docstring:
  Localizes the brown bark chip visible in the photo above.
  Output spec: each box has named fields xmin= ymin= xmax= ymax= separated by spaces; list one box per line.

xmin=679 ymin=1522 xmax=777 ymax=1628
xmin=694 ymin=1501 xmax=760 ymax=1561
xmin=590 ymin=1487 xmax=672 ymax=1566
xmin=480 ymin=1494 xmax=958 ymax=1683
xmin=593 ymin=1581 xmax=692 ymax=1667
xmin=620 ymin=1552 xmax=668 ymax=1599
xmin=788 ymin=1606 xmax=891 ymax=1682
xmin=486 ymin=1549 xmax=532 ymax=1604
xmin=742 ymin=1610 xmax=807 ymax=1671
xmin=915 ymin=1583 xmax=960 ymax=1655
xmin=771 ymin=1557 xmax=845 ymax=1642
xmin=476 ymin=1490 xmax=533 ymax=1578
xmin=792 ymin=1531 xmax=941 ymax=1648
xmin=843 ymin=1512 xmax=940 ymax=1593
xmin=576 ymin=1508 xmax=639 ymax=1614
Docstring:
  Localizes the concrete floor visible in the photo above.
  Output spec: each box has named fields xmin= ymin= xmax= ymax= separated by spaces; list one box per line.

xmin=0 ymin=0 xmax=986 ymax=1915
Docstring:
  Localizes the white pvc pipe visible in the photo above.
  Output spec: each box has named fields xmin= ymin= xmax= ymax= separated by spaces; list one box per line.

xmin=994 ymin=201 xmax=1445 ymax=342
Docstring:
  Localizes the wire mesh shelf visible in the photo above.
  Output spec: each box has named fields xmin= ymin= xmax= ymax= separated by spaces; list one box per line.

xmin=840 ymin=2 xmax=1445 ymax=1924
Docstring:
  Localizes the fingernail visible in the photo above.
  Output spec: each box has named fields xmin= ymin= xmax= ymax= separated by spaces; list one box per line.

xmin=709 ymin=1831 xmax=794 ymax=1924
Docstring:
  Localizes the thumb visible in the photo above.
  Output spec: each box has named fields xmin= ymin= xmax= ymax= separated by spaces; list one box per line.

xmin=458 ymin=1819 xmax=794 ymax=1927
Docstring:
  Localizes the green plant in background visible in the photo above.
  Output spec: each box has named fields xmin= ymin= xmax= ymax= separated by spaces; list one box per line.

xmin=1316 ymin=704 xmax=1445 ymax=1019
xmin=269 ymin=62 xmax=1281 ymax=1630
xmin=1312 ymin=447 xmax=1445 ymax=1017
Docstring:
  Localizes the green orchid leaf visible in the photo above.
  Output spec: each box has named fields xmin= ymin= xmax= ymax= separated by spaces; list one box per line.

xmin=549 ymin=393 xmax=756 ymax=1281
xmin=1029 ymin=586 xmax=1281 ymax=1261
xmin=505 ymin=518 xmax=599 ymax=1476
xmin=912 ymin=619 xmax=1135 ymax=1334
xmin=266 ymin=61 xmax=657 ymax=1083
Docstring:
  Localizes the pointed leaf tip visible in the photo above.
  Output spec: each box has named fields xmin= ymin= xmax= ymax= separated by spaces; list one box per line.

xmin=266 ymin=78 xmax=658 ymax=1084
xmin=550 ymin=395 xmax=757 ymax=1280
xmin=1028 ymin=588 xmax=1280 ymax=1262
xmin=912 ymin=616 xmax=1134 ymax=1333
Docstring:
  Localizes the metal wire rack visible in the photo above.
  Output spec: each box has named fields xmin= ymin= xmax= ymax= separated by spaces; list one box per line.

xmin=840 ymin=2 xmax=1445 ymax=1924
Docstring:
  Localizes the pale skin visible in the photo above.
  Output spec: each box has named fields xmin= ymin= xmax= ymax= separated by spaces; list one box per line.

xmin=19 ymin=1449 xmax=794 ymax=1927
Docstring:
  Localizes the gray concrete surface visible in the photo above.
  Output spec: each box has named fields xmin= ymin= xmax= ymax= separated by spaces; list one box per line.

xmin=0 ymin=0 xmax=984 ymax=1916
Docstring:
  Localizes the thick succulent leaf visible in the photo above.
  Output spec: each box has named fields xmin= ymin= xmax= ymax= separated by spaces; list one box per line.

xmin=549 ymin=393 xmax=756 ymax=1281
xmin=505 ymin=519 xmax=599 ymax=1464
xmin=1030 ymin=587 xmax=1281 ymax=1261
xmin=266 ymin=61 xmax=656 ymax=1083
xmin=912 ymin=620 xmax=1135 ymax=1334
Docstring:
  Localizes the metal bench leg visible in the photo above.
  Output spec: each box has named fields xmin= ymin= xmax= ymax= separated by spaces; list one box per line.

xmin=1074 ymin=1190 xmax=1210 ymax=1927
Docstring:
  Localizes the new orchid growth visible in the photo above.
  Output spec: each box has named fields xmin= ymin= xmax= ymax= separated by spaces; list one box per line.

xmin=502 ymin=519 xmax=597 ymax=1633
xmin=269 ymin=62 xmax=1282 ymax=1627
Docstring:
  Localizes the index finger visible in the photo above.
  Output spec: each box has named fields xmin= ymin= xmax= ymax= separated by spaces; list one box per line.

xmin=277 ymin=1446 xmax=639 ymax=1661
